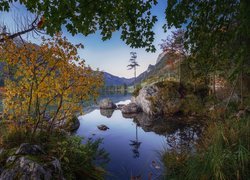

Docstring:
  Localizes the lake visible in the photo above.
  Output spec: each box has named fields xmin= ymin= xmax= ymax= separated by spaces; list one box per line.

xmin=77 ymin=94 xmax=203 ymax=179
xmin=0 ymin=93 xmax=203 ymax=179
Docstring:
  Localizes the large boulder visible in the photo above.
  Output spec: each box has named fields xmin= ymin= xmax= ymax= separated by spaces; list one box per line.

xmin=135 ymin=84 xmax=161 ymax=116
xmin=64 ymin=116 xmax=80 ymax=132
xmin=0 ymin=156 xmax=64 ymax=180
xmin=135 ymin=81 xmax=183 ymax=116
xmin=99 ymin=98 xmax=117 ymax=109
xmin=121 ymin=103 xmax=141 ymax=114
xmin=1 ymin=156 xmax=52 ymax=180
xmin=0 ymin=144 xmax=64 ymax=180
xmin=54 ymin=115 xmax=80 ymax=132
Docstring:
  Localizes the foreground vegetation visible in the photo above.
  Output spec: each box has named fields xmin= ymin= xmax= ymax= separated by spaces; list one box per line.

xmin=0 ymin=32 xmax=106 ymax=178
xmin=163 ymin=114 xmax=250 ymax=180
xmin=0 ymin=124 xmax=109 ymax=179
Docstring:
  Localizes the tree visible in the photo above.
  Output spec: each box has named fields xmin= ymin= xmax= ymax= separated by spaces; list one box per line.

xmin=127 ymin=52 xmax=139 ymax=89
xmin=0 ymin=34 xmax=103 ymax=133
xmin=0 ymin=0 xmax=157 ymax=51
xmin=165 ymin=0 xmax=250 ymax=104
xmin=160 ymin=29 xmax=187 ymax=83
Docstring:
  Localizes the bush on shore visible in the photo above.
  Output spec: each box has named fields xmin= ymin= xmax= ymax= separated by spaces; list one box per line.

xmin=162 ymin=115 xmax=250 ymax=180
xmin=0 ymin=125 xmax=109 ymax=179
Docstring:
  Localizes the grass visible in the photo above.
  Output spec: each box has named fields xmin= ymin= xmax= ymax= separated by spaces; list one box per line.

xmin=162 ymin=115 xmax=250 ymax=180
xmin=0 ymin=124 xmax=109 ymax=179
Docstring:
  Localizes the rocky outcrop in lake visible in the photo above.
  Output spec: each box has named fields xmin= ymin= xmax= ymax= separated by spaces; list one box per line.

xmin=121 ymin=103 xmax=141 ymax=114
xmin=99 ymin=98 xmax=117 ymax=109
xmin=134 ymin=81 xmax=206 ymax=117
xmin=135 ymin=84 xmax=160 ymax=116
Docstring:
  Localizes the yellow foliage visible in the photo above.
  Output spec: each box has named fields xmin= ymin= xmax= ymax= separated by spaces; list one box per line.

xmin=0 ymin=34 xmax=103 ymax=131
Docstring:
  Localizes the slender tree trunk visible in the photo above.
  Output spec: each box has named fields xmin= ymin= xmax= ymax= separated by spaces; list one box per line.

xmin=179 ymin=60 xmax=181 ymax=84
xmin=28 ymin=82 xmax=34 ymax=116
xmin=33 ymin=94 xmax=41 ymax=135
xmin=134 ymin=67 xmax=136 ymax=90
xmin=213 ymin=71 xmax=216 ymax=97
xmin=48 ymin=95 xmax=63 ymax=132
xmin=241 ymin=69 xmax=243 ymax=107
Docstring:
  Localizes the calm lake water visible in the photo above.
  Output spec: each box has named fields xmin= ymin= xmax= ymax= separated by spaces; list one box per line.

xmin=77 ymin=94 xmax=203 ymax=179
xmin=0 ymin=94 xmax=203 ymax=179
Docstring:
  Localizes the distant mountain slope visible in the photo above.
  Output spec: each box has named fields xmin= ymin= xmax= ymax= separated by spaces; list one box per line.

xmin=103 ymin=52 xmax=173 ymax=87
xmin=103 ymin=72 xmax=134 ymax=86
xmin=135 ymin=51 xmax=175 ymax=84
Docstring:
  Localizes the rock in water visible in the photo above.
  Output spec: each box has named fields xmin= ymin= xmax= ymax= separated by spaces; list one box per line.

xmin=65 ymin=116 xmax=80 ymax=132
xmin=97 ymin=125 xmax=109 ymax=131
xmin=116 ymin=104 xmax=125 ymax=110
xmin=99 ymin=98 xmax=117 ymax=109
xmin=135 ymin=84 xmax=160 ymax=116
xmin=121 ymin=103 xmax=141 ymax=114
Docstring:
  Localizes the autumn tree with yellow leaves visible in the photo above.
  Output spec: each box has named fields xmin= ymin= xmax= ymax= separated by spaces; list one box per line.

xmin=0 ymin=34 xmax=103 ymax=133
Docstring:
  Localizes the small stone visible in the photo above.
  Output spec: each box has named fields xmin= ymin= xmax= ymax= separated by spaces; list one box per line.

xmin=97 ymin=124 xmax=109 ymax=131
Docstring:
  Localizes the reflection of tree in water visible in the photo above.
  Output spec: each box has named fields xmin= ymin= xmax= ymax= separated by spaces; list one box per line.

xmin=129 ymin=124 xmax=142 ymax=158
xmin=166 ymin=122 xmax=203 ymax=152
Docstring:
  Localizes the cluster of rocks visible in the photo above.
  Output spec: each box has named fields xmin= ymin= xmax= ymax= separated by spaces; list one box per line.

xmin=0 ymin=143 xmax=64 ymax=180
xmin=98 ymin=83 xmax=168 ymax=119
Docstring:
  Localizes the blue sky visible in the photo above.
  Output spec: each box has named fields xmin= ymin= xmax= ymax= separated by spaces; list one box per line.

xmin=0 ymin=1 xmax=171 ymax=78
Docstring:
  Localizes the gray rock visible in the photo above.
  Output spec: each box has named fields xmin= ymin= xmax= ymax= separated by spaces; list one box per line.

xmin=54 ymin=116 xmax=80 ymax=132
xmin=66 ymin=116 xmax=80 ymax=132
xmin=0 ymin=156 xmax=52 ymax=180
xmin=99 ymin=98 xmax=117 ymax=109
xmin=121 ymin=103 xmax=141 ymax=114
xmin=122 ymin=113 xmax=137 ymax=119
xmin=0 ymin=148 xmax=4 ymax=155
xmin=45 ymin=157 xmax=63 ymax=178
xmin=97 ymin=125 xmax=109 ymax=131
xmin=6 ymin=156 xmax=17 ymax=164
xmin=15 ymin=143 xmax=45 ymax=156
xmin=135 ymin=84 xmax=159 ymax=116
xmin=116 ymin=104 xmax=125 ymax=110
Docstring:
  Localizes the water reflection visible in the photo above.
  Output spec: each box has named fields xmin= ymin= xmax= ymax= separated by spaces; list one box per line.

xmin=78 ymin=97 xmax=204 ymax=179
xmin=129 ymin=125 xmax=141 ymax=158
xmin=100 ymin=109 xmax=115 ymax=118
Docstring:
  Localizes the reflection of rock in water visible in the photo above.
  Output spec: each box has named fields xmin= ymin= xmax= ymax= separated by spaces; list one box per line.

xmin=122 ymin=113 xmax=137 ymax=119
xmin=133 ymin=113 xmax=178 ymax=135
xmin=133 ymin=113 xmax=204 ymax=137
xmin=133 ymin=112 xmax=204 ymax=153
xmin=100 ymin=109 xmax=115 ymax=118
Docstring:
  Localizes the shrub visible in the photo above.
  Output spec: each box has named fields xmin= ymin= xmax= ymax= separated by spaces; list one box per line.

xmin=132 ymin=84 xmax=142 ymax=97
xmin=0 ymin=125 xmax=109 ymax=179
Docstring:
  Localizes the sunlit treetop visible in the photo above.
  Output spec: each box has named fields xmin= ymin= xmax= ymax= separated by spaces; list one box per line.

xmin=0 ymin=0 xmax=158 ymax=52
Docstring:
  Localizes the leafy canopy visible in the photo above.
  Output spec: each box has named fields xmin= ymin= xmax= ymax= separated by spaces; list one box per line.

xmin=0 ymin=0 xmax=158 ymax=52
xmin=165 ymin=0 xmax=250 ymax=79
xmin=0 ymin=34 xmax=103 ymax=131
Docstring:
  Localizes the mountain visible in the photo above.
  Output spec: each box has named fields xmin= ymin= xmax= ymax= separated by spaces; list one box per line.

xmin=103 ymin=51 xmax=175 ymax=87
xmin=103 ymin=72 xmax=134 ymax=86
xmin=135 ymin=51 xmax=175 ymax=84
